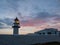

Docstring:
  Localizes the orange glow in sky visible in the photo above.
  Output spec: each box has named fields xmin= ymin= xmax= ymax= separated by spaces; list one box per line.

xmin=0 ymin=26 xmax=44 ymax=35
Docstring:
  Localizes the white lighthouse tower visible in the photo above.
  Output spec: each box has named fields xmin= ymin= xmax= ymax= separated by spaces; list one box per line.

xmin=12 ymin=17 xmax=20 ymax=35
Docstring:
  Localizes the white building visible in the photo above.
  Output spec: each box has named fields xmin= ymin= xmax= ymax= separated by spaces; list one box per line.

xmin=35 ymin=28 xmax=59 ymax=36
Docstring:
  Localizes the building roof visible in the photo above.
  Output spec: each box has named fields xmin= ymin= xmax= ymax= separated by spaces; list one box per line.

xmin=35 ymin=28 xmax=58 ymax=33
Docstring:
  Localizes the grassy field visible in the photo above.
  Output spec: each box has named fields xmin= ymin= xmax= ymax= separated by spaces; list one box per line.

xmin=0 ymin=35 xmax=60 ymax=45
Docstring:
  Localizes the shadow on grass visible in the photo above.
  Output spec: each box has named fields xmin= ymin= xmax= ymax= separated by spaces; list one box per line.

xmin=32 ymin=41 xmax=60 ymax=45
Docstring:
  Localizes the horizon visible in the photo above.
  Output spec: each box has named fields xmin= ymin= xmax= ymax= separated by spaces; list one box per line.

xmin=0 ymin=26 xmax=60 ymax=35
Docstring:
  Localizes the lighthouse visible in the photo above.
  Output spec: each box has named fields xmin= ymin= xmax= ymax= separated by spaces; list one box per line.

xmin=12 ymin=17 xmax=20 ymax=35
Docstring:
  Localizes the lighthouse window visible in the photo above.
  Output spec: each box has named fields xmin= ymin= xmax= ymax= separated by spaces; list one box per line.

xmin=55 ymin=31 xmax=57 ymax=34
xmin=39 ymin=33 xmax=41 ymax=34
xmin=43 ymin=32 xmax=45 ymax=34
xmin=48 ymin=32 xmax=51 ymax=34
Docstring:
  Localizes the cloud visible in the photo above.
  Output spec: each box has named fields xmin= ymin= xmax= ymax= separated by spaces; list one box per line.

xmin=0 ymin=22 xmax=8 ymax=29
xmin=32 ymin=12 xmax=60 ymax=21
xmin=6 ymin=0 xmax=19 ymax=11
xmin=0 ymin=0 xmax=60 ymax=19
xmin=0 ymin=0 xmax=60 ymax=30
xmin=0 ymin=18 xmax=13 ymax=28
xmin=34 ymin=12 xmax=52 ymax=19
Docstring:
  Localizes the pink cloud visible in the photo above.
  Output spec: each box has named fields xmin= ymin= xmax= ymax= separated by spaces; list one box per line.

xmin=21 ymin=19 xmax=46 ymax=26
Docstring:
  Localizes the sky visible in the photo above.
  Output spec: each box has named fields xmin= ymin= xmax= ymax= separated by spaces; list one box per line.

xmin=0 ymin=0 xmax=60 ymax=34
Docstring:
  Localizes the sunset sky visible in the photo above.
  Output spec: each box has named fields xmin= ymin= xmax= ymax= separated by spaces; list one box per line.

xmin=0 ymin=0 xmax=60 ymax=34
